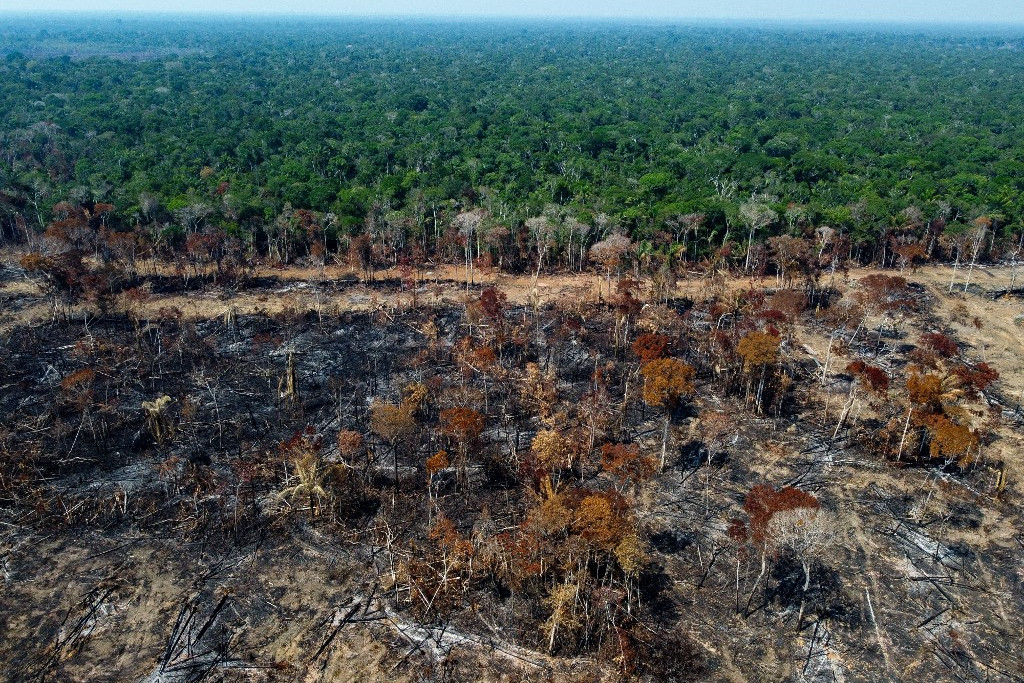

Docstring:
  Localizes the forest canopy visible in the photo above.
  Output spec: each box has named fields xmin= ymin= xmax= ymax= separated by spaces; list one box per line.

xmin=2 ymin=16 xmax=1024 ymax=265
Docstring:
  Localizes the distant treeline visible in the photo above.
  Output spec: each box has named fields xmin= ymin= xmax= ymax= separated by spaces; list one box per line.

xmin=2 ymin=17 xmax=1023 ymax=272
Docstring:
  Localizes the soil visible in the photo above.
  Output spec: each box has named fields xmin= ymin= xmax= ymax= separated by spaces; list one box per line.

xmin=1 ymin=252 xmax=1022 ymax=682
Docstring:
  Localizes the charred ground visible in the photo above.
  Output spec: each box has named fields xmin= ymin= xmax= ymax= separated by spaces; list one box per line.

xmin=1 ymin=258 xmax=1022 ymax=682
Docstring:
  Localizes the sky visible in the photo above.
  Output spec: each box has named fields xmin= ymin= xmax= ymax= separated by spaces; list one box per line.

xmin=0 ymin=0 xmax=1022 ymax=24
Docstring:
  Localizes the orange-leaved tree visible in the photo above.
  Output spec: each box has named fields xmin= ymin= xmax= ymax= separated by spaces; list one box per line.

xmin=370 ymin=401 xmax=417 ymax=497
xmin=600 ymin=442 xmax=657 ymax=493
xmin=439 ymin=407 xmax=485 ymax=492
xmin=737 ymin=330 xmax=781 ymax=412
xmin=920 ymin=414 xmax=978 ymax=467
xmin=640 ymin=357 xmax=696 ymax=470
xmin=739 ymin=484 xmax=831 ymax=613
xmin=899 ymin=366 xmax=985 ymax=466
xmin=631 ymin=333 xmax=670 ymax=364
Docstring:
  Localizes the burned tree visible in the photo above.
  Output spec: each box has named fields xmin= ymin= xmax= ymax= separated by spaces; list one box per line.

xmin=640 ymin=357 xmax=696 ymax=470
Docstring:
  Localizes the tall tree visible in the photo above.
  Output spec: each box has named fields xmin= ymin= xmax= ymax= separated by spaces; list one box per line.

xmin=640 ymin=358 xmax=696 ymax=470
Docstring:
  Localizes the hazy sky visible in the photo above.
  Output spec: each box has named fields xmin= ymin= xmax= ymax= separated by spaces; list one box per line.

xmin=0 ymin=0 xmax=1022 ymax=24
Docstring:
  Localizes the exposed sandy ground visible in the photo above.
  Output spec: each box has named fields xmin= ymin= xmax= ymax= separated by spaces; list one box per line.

xmin=918 ymin=273 xmax=1024 ymax=401
xmin=2 ymin=254 xmax=1022 ymax=682
xmin=792 ymin=263 xmax=1024 ymax=501
xmin=3 ymin=257 xmax=1021 ymax=395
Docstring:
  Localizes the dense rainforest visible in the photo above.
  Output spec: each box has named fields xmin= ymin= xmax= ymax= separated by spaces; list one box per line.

xmin=2 ymin=17 xmax=1024 ymax=271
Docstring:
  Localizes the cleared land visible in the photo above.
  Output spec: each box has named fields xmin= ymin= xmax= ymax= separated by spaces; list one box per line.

xmin=1 ymin=254 xmax=1022 ymax=682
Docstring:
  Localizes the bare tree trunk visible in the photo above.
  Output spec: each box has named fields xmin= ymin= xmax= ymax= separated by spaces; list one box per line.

xmin=896 ymin=406 xmax=913 ymax=461
xmin=964 ymin=227 xmax=987 ymax=293
xmin=833 ymin=387 xmax=856 ymax=441
xmin=744 ymin=551 xmax=767 ymax=616
xmin=704 ymin=446 xmax=713 ymax=516
xmin=948 ymin=247 xmax=961 ymax=293
xmin=392 ymin=443 xmax=400 ymax=506
xmin=660 ymin=412 xmax=670 ymax=471
xmin=567 ymin=229 xmax=573 ymax=272
xmin=744 ymin=225 xmax=755 ymax=272
xmin=1010 ymin=231 xmax=1024 ymax=290
xmin=755 ymin=365 xmax=768 ymax=413
xmin=820 ymin=332 xmax=835 ymax=386
xmin=735 ymin=555 xmax=742 ymax=613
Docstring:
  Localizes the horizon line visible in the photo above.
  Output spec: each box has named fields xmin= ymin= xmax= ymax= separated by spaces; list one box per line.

xmin=1 ymin=10 xmax=1024 ymax=29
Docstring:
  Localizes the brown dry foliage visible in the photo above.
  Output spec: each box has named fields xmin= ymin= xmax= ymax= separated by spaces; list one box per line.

xmin=370 ymin=402 xmax=417 ymax=445
xmin=425 ymin=449 xmax=450 ymax=476
xmin=640 ymin=357 xmax=695 ymax=408
xmin=855 ymin=273 xmax=914 ymax=313
xmin=922 ymin=414 xmax=979 ymax=466
xmin=631 ymin=333 xmax=670 ymax=363
xmin=574 ymin=491 xmax=631 ymax=551
xmin=952 ymin=362 xmax=999 ymax=400
xmin=893 ymin=242 xmax=928 ymax=271
xmin=60 ymin=367 xmax=97 ymax=394
xmin=737 ymin=330 xmax=781 ymax=371
xmin=768 ymin=289 xmax=808 ymax=319
xmin=600 ymin=442 xmax=657 ymax=489
xmin=907 ymin=371 xmax=944 ymax=409
xmin=846 ymin=360 xmax=890 ymax=394
xmin=336 ymin=430 xmax=363 ymax=459
xmin=439 ymin=407 xmax=485 ymax=443
xmin=478 ymin=286 xmax=507 ymax=321
xmin=921 ymin=332 xmax=959 ymax=359
xmin=743 ymin=483 xmax=820 ymax=548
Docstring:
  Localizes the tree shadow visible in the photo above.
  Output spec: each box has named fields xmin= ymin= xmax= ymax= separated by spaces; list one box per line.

xmin=762 ymin=552 xmax=858 ymax=627
xmin=638 ymin=565 xmax=679 ymax=624
xmin=676 ymin=440 xmax=730 ymax=472
xmin=650 ymin=529 xmax=695 ymax=555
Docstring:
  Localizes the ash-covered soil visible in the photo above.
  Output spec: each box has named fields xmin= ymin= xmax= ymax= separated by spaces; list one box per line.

xmin=1 ymin=265 xmax=1022 ymax=682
